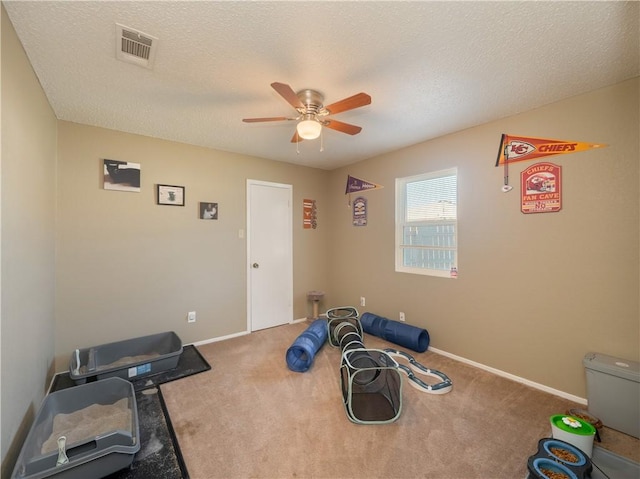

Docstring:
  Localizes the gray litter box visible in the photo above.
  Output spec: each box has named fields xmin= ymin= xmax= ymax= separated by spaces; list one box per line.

xmin=583 ymin=352 xmax=639 ymax=438
xmin=69 ymin=331 xmax=183 ymax=384
xmin=591 ymin=445 xmax=640 ymax=479
xmin=11 ymin=377 xmax=140 ymax=479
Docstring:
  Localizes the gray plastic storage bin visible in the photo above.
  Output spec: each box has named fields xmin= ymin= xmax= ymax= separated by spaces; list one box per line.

xmin=583 ymin=352 xmax=640 ymax=438
xmin=69 ymin=331 xmax=182 ymax=384
xmin=11 ymin=377 xmax=140 ymax=479
xmin=591 ymin=445 xmax=640 ymax=479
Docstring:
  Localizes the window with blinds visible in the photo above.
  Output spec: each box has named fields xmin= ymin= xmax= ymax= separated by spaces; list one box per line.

xmin=395 ymin=168 xmax=458 ymax=277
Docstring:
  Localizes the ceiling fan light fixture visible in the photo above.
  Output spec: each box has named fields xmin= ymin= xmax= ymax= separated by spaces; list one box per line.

xmin=296 ymin=119 xmax=322 ymax=140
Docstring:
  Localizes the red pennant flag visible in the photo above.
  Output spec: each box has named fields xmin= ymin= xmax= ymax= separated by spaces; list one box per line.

xmin=495 ymin=134 xmax=607 ymax=166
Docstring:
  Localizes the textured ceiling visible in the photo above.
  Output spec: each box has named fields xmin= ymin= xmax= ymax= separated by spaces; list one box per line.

xmin=4 ymin=1 xmax=639 ymax=170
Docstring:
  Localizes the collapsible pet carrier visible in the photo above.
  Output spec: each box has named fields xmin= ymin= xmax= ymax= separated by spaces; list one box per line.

xmin=327 ymin=307 xmax=403 ymax=424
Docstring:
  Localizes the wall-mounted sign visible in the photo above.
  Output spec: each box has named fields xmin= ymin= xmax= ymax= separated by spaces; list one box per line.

xmin=303 ymin=199 xmax=317 ymax=229
xmin=520 ymin=162 xmax=562 ymax=214
xmin=352 ymin=196 xmax=367 ymax=226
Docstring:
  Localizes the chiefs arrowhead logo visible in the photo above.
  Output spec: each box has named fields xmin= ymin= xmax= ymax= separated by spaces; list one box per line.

xmin=506 ymin=140 xmax=536 ymax=160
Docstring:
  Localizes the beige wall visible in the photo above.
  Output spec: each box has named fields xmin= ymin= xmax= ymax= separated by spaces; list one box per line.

xmin=55 ymin=122 xmax=330 ymax=369
xmin=1 ymin=2 xmax=638 ymax=470
xmin=326 ymin=78 xmax=639 ymax=398
xmin=1 ymin=4 xmax=57 ymax=474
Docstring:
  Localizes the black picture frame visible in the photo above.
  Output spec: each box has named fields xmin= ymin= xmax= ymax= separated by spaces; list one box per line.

xmin=199 ymin=202 xmax=218 ymax=220
xmin=157 ymin=184 xmax=185 ymax=206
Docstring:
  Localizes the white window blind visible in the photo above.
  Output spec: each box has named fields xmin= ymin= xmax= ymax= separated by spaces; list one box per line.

xmin=395 ymin=168 xmax=458 ymax=277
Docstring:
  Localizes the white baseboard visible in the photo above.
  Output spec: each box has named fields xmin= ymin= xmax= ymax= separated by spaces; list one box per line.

xmin=428 ymin=346 xmax=587 ymax=405
xmin=190 ymin=330 xmax=249 ymax=347
xmin=191 ymin=319 xmax=307 ymax=346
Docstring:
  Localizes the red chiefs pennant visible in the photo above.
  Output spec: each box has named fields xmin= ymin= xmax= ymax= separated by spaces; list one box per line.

xmin=496 ymin=134 xmax=607 ymax=166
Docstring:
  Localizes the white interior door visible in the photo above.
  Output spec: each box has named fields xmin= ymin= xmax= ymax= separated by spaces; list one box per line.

xmin=247 ymin=180 xmax=293 ymax=331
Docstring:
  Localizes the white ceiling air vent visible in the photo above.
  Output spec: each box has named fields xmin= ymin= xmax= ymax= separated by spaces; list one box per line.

xmin=115 ymin=23 xmax=158 ymax=69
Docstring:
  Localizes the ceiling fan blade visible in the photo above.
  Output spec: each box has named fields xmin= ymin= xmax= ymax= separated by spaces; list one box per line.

xmin=324 ymin=119 xmax=362 ymax=135
xmin=324 ymin=92 xmax=371 ymax=115
xmin=290 ymin=131 xmax=304 ymax=143
xmin=242 ymin=116 xmax=290 ymax=123
xmin=271 ymin=82 xmax=304 ymax=109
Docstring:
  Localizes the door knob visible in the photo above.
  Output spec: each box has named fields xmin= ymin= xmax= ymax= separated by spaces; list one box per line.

xmin=252 ymin=263 xmax=259 ymax=268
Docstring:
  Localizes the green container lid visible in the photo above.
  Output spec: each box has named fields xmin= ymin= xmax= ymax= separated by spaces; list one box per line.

xmin=550 ymin=414 xmax=596 ymax=436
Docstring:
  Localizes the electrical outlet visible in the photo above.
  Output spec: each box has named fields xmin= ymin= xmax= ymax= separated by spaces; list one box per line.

xmin=187 ymin=311 xmax=196 ymax=323
xmin=360 ymin=296 xmax=366 ymax=307
xmin=399 ymin=312 xmax=405 ymax=322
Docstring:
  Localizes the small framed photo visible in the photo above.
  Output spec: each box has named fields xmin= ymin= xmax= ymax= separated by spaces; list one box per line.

xmin=200 ymin=202 xmax=218 ymax=220
xmin=157 ymin=184 xmax=185 ymax=206
xmin=103 ymin=159 xmax=140 ymax=192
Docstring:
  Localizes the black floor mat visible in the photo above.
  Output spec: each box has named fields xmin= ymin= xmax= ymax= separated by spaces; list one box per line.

xmin=49 ymin=344 xmax=211 ymax=479
xmin=104 ymin=387 xmax=186 ymax=479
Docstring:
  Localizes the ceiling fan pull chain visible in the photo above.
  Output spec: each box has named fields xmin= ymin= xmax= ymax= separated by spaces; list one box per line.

xmin=296 ymin=136 xmax=300 ymax=154
xmin=320 ymin=129 xmax=324 ymax=152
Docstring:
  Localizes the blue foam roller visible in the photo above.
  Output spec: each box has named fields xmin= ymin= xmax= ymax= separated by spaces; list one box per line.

xmin=360 ymin=312 xmax=430 ymax=353
xmin=286 ymin=319 xmax=328 ymax=372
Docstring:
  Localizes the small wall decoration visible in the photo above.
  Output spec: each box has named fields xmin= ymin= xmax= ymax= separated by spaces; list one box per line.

xmin=200 ymin=202 xmax=218 ymax=219
xmin=520 ymin=162 xmax=562 ymax=214
xmin=496 ymin=134 xmax=607 ymax=166
xmin=345 ymin=175 xmax=383 ymax=205
xmin=495 ymin=134 xmax=606 ymax=192
xmin=352 ymin=196 xmax=367 ymax=226
xmin=103 ymin=159 xmax=140 ymax=192
xmin=303 ymin=199 xmax=317 ymax=229
xmin=157 ymin=184 xmax=185 ymax=206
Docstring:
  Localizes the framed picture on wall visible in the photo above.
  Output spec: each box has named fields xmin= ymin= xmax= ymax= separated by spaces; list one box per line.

xmin=103 ymin=159 xmax=140 ymax=192
xmin=157 ymin=184 xmax=185 ymax=206
xmin=199 ymin=202 xmax=218 ymax=219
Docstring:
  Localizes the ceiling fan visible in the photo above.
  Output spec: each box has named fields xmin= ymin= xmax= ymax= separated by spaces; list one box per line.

xmin=243 ymin=82 xmax=371 ymax=142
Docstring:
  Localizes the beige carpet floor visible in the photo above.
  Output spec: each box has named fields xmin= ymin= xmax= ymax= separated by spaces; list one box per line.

xmin=161 ymin=321 xmax=639 ymax=479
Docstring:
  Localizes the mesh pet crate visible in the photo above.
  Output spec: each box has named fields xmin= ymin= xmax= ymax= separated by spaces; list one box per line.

xmin=340 ymin=348 xmax=403 ymax=424
xmin=333 ymin=319 xmax=402 ymax=424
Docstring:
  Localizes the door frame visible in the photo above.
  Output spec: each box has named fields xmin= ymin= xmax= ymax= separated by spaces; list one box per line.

xmin=246 ymin=179 xmax=293 ymax=332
